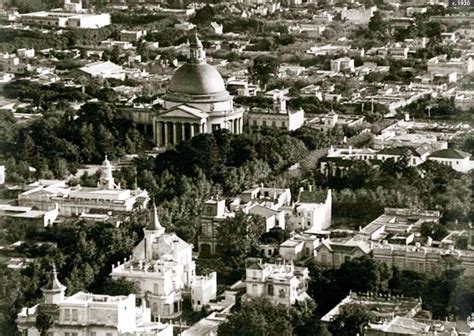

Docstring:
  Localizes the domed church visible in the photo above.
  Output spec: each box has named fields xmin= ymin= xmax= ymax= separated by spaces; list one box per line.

xmin=153 ymin=34 xmax=244 ymax=147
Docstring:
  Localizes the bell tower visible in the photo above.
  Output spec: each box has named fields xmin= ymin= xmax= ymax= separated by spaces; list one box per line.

xmin=189 ymin=32 xmax=206 ymax=64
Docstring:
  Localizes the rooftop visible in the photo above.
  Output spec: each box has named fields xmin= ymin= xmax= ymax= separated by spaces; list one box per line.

xmin=429 ymin=148 xmax=471 ymax=159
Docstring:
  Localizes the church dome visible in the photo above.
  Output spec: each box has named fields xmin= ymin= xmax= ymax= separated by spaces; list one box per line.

xmin=168 ymin=63 xmax=227 ymax=97
xmin=165 ymin=34 xmax=231 ymax=103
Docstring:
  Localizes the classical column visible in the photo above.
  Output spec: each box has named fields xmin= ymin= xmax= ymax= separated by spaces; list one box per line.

xmin=182 ymin=123 xmax=186 ymax=141
xmin=163 ymin=122 xmax=168 ymax=146
xmin=155 ymin=121 xmax=160 ymax=147
xmin=172 ymin=122 xmax=177 ymax=145
xmin=201 ymin=123 xmax=206 ymax=134
xmin=152 ymin=116 xmax=156 ymax=142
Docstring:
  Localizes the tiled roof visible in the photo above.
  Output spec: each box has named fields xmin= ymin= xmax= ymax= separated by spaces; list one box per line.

xmin=429 ymin=148 xmax=470 ymax=159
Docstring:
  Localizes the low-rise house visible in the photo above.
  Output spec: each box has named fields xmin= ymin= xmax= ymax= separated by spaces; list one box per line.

xmin=247 ymin=96 xmax=305 ymax=132
xmin=388 ymin=45 xmax=409 ymax=60
xmin=341 ymin=6 xmax=377 ymax=24
xmin=16 ymin=48 xmax=35 ymax=58
xmin=79 ymin=61 xmax=125 ymax=80
xmin=427 ymin=54 xmax=474 ymax=77
xmin=454 ymin=90 xmax=474 ymax=111
xmin=428 ymin=148 xmax=473 ymax=173
xmin=321 ymin=292 xmax=423 ymax=325
xmin=226 ymin=78 xmax=260 ymax=96
xmin=306 ymin=44 xmax=351 ymax=56
xmin=100 ymin=39 xmax=134 ymax=50
xmin=198 ymin=198 xmax=234 ymax=255
xmin=330 ymin=57 xmax=355 ymax=73
xmin=0 ymin=203 xmax=58 ymax=227
xmin=17 ymin=267 xmax=172 ymax=336
xmin=175 ymin=21 xmax=196 ymax=31
xmin=0 ymin=53 xmax=32 ymax=73
xmin=300 ymin=84 xmax=323 ymax=99
xmin=315 ymin=237 xmax=371 ymax=268
xmin=441 ymin=32 xmax=457 ymax=44
xmin=278 ymin=64 xmax=306 ymax=78
xmin=18 ymin=11 xmax=110 ymax=29
xmin=286 ymin=187 xmax=332 ymax=232
xmin=120 ymin=29 xmax=147 ymax=42
xmin=373 ymin=241 xmax=474 ymax=277
xmin=289 ymin=23 xmax=326 ymax=36
xmin=359 ymin=207 xmax=441 ymax=244
xmin=308 ymin=111 xmax=364 ymax=133
xmin=279 ymin=233 xmax=320 ymax=261
xmin=243 ymin=259 xmax=311 ymax=306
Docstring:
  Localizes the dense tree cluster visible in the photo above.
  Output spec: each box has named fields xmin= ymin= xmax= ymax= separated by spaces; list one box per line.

xmin=117 ymin=129 xmax=308 ymax=243
xmin=311 ymin=158 xmax=473 ymax=226
xmin=3 ymin=101 xmax=147 ymax=180
xmin=218 ymin=297 xmax=320 ymax=336
xmin=307 ymin=256 xmax=474 ymax=321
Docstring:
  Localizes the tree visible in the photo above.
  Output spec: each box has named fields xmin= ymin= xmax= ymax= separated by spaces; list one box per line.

xmin=216 ymin=212 xmax=266 ymax=269
xmin=35 ymin=310 xmax=54 ymax=336
xmin=250 ymin=55 xmax=279 ymax=89
xmin=102 ymin=278 xmax=139 ymax=296
xmin=329 ymin=304 xmax=376 ymax=336
xmin=368 ymin=11 xmax=388 ymax=36
xmin=322 ymin=27 xmax=337 ymax=40
xmin=218 ymin=298 xmax=294 ymax=336
xmin=191 ymin=5 xmax=216 ymax=26
xmin=420 ymin=222 xmax=448 ymax=241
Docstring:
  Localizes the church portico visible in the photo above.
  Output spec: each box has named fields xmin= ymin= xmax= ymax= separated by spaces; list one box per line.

xmin=154 ymin=119 xmax=204 ymax=147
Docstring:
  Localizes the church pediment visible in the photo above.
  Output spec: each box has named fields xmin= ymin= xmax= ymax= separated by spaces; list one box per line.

xmin=158 ymin=105 xmax=208 ymax=120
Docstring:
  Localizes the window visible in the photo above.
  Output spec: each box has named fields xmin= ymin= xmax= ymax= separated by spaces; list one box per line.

xmin=71 ymin=309 xmax=78 ymax=322
xmin=344 ymin=256 xmax=350 ymax=263
xmin=262 ymin=120 xmax=267 ymax=127
xmin=173 ymin=301 xmax=179 ymax=313
xmin=253 ymin=120 xmax=257 ymax=126
xmin=106 ymin=333 xmax=113 ymax=336
xmin=252 ymin=284 xmax=257 ymax=294
xmin=281 ymin=121 xmax=286 ymax=127
xmin=272 ymin=121 xmax=276 ymax=127
xmin=64 ymin=309 xmax=70 ymax=320
xmin=279 ymin=289 xmax=286 ymax=298
xmin=267 ymin=284 xmax=274 ymax=296
xmin=154 ymin=283 xmax=159 ymax=294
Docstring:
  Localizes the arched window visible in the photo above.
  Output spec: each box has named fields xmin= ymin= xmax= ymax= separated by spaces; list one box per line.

xmin=267 ymin=284 xmax=274 ymax=296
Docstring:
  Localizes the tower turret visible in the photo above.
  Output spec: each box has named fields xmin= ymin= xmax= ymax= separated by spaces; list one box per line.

xmin=42 ymin=264 xmax=66 ymax=305
xmin=98 ymin=155 xmax=118 ymax=190
xmin=143 ymin=203 xmax=166 ymax=260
